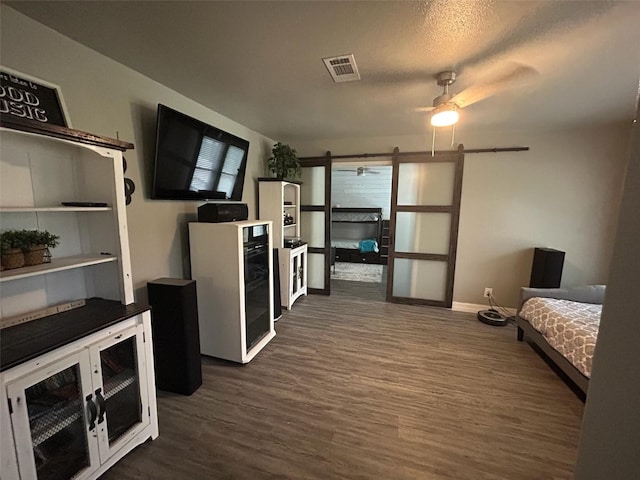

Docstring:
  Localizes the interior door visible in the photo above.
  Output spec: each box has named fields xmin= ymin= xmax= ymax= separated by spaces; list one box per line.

xmin=299 ymin=153 xmax=331 ymax=295
xmin=89 ymin=324 xmax=149 ymax=463
xmin=387 ymin=145 xmax=464 ymax=307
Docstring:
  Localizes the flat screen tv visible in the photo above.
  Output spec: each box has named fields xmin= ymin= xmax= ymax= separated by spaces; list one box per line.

xmin=151 ymin=104 xmax=249 ymax=201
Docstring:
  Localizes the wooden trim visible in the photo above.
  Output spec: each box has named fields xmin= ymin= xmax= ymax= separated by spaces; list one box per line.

xmin=396 ymin=205 xmax=452 ymax=213
xmin=445 ymin=145 xmax=465 ymax=307
xmin=331 ymin=220 xmax=380 ymax=224
xmin=332 ymin=207 xmax=382 ymax=214
xmin=386 ymin=147 xmax=401 ymax=301
xmin=393 ymin=252 xmax=448 ymax=262
xmin=0 ymin=117 xmax=134 ymax=151
xmin=299 ymin=151 xmax=332 ymax=295
xmin=299 ymin=158 xmax=329 ymax=167
xmin=389 ymin=296 xmax=448 ymax=308
xmin=323 ymin=152 xmax=332 ymax=294
xmin=299 ymin=146 xmax=528 ymax=161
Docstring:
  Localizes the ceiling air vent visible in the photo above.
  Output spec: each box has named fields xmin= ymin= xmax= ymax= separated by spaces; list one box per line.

xmin=323 ymin=54 xmax=361 ymax=83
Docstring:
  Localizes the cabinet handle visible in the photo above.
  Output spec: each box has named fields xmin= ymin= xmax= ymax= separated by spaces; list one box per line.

xmin=86 ymin=394 xmax=97 ymax=430
xmin=95 ymin=388 xmax=106 ymax=424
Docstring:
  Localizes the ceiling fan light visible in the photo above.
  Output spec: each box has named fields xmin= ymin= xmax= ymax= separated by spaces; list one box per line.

xmin=431 ymin=105 xmax=459 ymax=127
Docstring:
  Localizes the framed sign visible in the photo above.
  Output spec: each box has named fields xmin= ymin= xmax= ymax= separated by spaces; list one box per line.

xmin=0 ymin=66 xmax=72 ymax=128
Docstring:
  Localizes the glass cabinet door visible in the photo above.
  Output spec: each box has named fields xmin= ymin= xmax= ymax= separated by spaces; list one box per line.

xmin=7 ymin=351 xmax=99 ymax=480
xmin=90 ymin=325 xmax=149 ymax=462
xmin=291 ymin=254 xmax=299 ymax=294
xmin=242 ymin=224 xmax=271 ymax=351
xmin=299 ymin=250 xmax=306 ymax=290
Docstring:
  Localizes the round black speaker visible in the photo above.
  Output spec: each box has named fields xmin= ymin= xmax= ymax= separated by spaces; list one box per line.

xmin=477 ymin=309 xmax=508 ymax=327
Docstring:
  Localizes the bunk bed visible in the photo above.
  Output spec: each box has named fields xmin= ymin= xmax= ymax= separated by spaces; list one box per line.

xmin=331 ymin=207 xmax=382 ymax=264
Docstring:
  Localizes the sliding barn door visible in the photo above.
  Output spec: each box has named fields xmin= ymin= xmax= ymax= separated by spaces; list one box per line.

xmin=299 ymin=153 xmax=332 ymax=295
xmin=386 ymin=145 xmax=464 ymax=307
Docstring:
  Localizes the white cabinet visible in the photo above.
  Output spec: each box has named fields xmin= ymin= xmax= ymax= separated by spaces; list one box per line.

xmin=2 ymin=311 xmax=157 ymax=480
xmin=0 ymin=122 xmax=158 ymax=480
xmin=258 ymin=179 xmax=308 ymax=309
xmin=189 ymin=220 xmax=275 ymax=363
xmin=280 ymin=244 xmax=308 ymax=310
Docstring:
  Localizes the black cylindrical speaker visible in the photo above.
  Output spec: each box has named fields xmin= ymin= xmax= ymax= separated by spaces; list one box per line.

xmin=147 ymin=278 xmax=202 ymax=395
xmin=530 ymin=247 xmax=565 ymax=288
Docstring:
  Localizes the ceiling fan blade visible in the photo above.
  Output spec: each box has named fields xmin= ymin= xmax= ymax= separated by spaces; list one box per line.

xmin=414 ymin=106 xmax=436 ymax=113
xmin=336 ymin=169 xmax=357 ymax=172
xmin=450 ymin=64 xmax=538 ymax=108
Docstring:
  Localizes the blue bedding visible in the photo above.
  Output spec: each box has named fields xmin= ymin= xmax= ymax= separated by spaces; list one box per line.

xmin=359 ymin=238 xmax=379 ymax=253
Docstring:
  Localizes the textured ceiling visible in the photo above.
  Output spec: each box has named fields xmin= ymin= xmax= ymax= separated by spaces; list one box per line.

xmin=5 ymin=1 xmax=640 ymax=143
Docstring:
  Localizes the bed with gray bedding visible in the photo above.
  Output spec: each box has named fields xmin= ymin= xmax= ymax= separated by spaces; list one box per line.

xmin=516 ymin=285 xmax=606 ymax=395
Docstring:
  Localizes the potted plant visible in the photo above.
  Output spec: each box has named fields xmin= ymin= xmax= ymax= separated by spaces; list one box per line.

xmin=267 ymin=142 xmax=301 ymax=180
xmin=21 ymin=229 xmax=60 ymax=266
xmin=1 ymin=230 xmax=27 ymax=270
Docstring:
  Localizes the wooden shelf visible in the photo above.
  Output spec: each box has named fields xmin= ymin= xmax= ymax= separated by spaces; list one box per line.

xmin=0 ymin=206 xmax=112 ymax=213
xmin=1 ymin=120 xmax=134 ymax=151
xmin=0 ymin=254 xmax=117 ymax=282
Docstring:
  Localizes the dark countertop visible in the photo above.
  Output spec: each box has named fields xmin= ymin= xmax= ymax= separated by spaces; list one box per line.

xmin=0 ymin=298 xmax=150 ymax=372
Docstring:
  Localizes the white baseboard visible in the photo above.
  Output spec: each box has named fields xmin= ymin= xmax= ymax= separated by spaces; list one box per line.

xmin=451 ymin=302 xmax=516 ymax=316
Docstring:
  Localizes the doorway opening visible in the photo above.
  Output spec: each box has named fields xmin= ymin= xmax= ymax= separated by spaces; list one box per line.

xmin=329 ymin=161 xmax=392 ymax=302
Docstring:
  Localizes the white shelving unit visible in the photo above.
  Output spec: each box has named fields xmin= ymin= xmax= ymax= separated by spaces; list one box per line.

xmin=0 ymin=123 xmax=158 ymax=480
xmin=189 ymin=220 xmax=275 ymax=363
xmin=258 ymin=179 xmax=308 ymax=309
xmin=0 ymin=127 xmax=134 ymax=318
xmin=257 ymin=180 xmax=300 ymax=249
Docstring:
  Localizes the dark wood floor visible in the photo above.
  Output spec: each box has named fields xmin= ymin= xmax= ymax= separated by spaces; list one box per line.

xmin=103 ymin=288 xmax=583 ymax=479
xmin=330 ymin=263 xmax=387 ymax=301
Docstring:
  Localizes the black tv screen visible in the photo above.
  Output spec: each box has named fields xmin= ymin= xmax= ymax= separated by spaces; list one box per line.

xmin=151 ymin=104 xmax=249 ymax=201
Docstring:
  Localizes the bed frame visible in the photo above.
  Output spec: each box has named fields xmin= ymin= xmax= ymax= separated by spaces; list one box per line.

xmin=331 ymin=207 xmax=382 ymax=264
xmin=516 ymin=285 xmax=606 ymax=398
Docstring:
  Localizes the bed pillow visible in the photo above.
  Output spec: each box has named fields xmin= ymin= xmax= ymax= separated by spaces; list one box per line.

xmin=359 ymin=238 xmax=379 ymax=253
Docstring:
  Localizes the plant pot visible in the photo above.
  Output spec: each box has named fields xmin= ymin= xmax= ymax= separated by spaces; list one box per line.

xmin=1 ymin=248 xmax=25 ymax=270
xmin=24 ymin=245 xmax=48 ymax=266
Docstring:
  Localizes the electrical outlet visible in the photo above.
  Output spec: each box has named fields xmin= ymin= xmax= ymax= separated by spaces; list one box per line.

xmin=484 ymin=288 xmax=493 ymax=298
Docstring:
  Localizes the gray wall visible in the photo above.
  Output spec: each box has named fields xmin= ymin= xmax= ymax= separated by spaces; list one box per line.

xmin=1 ymin=6 xmax=275 ymax=303
xmin=296 ymin=124 xmax=630 ymax=307
xmin=575 ymin=102 xmax=639 ymax=478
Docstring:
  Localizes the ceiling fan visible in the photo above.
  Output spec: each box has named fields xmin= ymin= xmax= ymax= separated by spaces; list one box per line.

xmin=336 ymin=166 xmax=381 ymax=176
xmin=418 ymin=64 xmax=538 ymax=127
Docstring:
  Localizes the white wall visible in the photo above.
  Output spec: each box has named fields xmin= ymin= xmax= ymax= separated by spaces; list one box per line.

xmin=296 ymin=123 xmax=630 ymax=307
xmin=331 ymin=165 xmax=392 ymax=219
xmin=1 ymin=6 xmax=275 ymax=302
xmin=574 ymin=101 xmax=639 ymax=479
